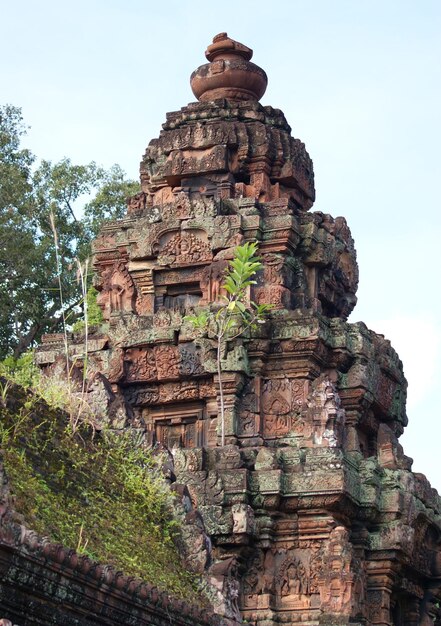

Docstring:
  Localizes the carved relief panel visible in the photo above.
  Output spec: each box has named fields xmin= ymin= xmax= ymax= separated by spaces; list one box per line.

xmin=317 ymin=526 xmax=357 ymax=616
xmin=241 ymin=551 xmax=269 ymax=611
xmin=156 ymin=230 xmax=212 ymax=267
xmin=262 ymin=377 xmax=309 ymax=439
xmin=123 ymin=343 xmax=205 ymax=383
xmin=275 ymin=551 xmax=310 ymax=610
xmin=307 ymin=377 xmax=346 ymax=448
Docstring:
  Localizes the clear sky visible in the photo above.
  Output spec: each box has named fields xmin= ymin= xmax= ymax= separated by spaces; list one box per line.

xmin=2 ymin=0 xmax=440 ymax=488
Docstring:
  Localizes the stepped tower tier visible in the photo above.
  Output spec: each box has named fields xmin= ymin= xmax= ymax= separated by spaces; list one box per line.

xmin=35 ymin=33 xmax=441 ymax=626
xmin=141 ymin=32 xmax=315 ymax=211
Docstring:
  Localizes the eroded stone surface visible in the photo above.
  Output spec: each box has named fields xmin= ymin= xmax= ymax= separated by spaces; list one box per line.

xmin=32 ymin=34 xmax=441 ymax=626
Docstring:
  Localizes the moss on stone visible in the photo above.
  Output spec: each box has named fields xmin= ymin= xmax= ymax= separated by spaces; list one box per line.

xmin=0 ymin=381 xmax=200 ymax=601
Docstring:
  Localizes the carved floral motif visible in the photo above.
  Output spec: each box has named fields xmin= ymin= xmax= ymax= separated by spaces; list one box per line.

xmin=124 ymin=347 xmax=157 ymax=382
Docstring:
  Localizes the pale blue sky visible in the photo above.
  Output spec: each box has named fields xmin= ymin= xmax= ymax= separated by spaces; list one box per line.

xmin=2 ymin=0 xmax=441 ymax=487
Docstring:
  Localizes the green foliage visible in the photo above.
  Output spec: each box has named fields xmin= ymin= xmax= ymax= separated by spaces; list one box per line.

xmin=82 ymin=164 xmax=140 ymax=240
xmin=1 ymin=352 xmax=103 ymax=433
xmin=72 ymin=286 xmax=104 ymax=332
xmin=187 ymin=242 xmax=272 ymax=337
xmin=0 ymin=351 xmax=39 ymax=388
xmin=0 ymin=104 xmax=140 ymax=359
xmin=222 ymin=241 xmax=262 ymax=296
xmin=0 ymin=384 xmax=200 ymax=600
xmin=186 ymin=242 xmax=272 ymax=445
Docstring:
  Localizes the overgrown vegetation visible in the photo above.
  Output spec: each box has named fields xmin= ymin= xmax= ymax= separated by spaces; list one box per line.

xmin=0 ymin=103 xmax=211 ymax=605
xmin=0 ymin=373 xmax=200 ymax=600
xmin=0 ymin=352 xmax=93 ymax=434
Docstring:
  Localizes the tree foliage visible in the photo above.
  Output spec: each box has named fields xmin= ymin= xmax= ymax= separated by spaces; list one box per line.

xmin=0 ymin=105 xmax=139 ymax=359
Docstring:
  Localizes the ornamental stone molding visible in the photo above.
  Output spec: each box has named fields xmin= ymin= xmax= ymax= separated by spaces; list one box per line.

xmin=27 ymin=33 xmax=441 ymax=626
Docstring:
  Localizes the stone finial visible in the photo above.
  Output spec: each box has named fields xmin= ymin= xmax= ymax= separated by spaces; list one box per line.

xmin=190 ymin=33 xmax=268 ymax=102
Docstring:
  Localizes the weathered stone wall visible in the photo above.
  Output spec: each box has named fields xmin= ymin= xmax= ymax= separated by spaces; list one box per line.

xmin=0 ymin=530 xmax=231 ymax=625
xmin=30 ymin=33 xmax=441 ymax=626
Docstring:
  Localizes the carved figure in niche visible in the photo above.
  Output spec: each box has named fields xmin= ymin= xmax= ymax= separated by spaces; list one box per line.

xmin=157 ymin=231 xmax=212 ymax=266
xmin=200 ymin=260 xmax=228 ymax=303
xmin=243 ymin=567 xmax=260 ymax=595
xmin=275 ymin=552 xmax=310 ymax=610
xmin=242 ymin=552 xmax=265 ymax=596
xmin=309 ymin=376 xmax=345 ymax=447
xmin=279 ymin=557 xmax=308 ymax=597
xmin=110 ymin=262 xmax=136 ymax=313
xmin=241 ymin=551 xmax=268 ymax=610
xmin=97 ymin=261 xmax=136 ymax=318
xmin=319 ymin=526 xmax=354 ymax=614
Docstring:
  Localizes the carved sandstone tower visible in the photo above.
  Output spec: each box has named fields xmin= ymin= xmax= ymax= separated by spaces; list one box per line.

xmin=37 ymin=33 xmax=441 ymax=626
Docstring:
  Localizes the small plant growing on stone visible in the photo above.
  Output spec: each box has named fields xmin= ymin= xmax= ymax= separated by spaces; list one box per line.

xmin=186 ymin=242 xmax=272 ymax=446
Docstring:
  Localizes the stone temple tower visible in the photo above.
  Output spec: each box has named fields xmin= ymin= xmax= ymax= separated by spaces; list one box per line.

xmin=37 ymin=33 xmax=441 ymax=626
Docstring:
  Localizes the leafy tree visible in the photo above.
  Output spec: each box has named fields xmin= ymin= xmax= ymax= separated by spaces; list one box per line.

xmin=0 ymin=105 xmax=139 ymax=359
xmin=186 ymin=242 xmax=272 ymax=446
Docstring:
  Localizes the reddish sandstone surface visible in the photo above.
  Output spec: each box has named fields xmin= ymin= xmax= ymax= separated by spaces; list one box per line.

xmin=23 ymin=33 xmax=441 ymax=626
